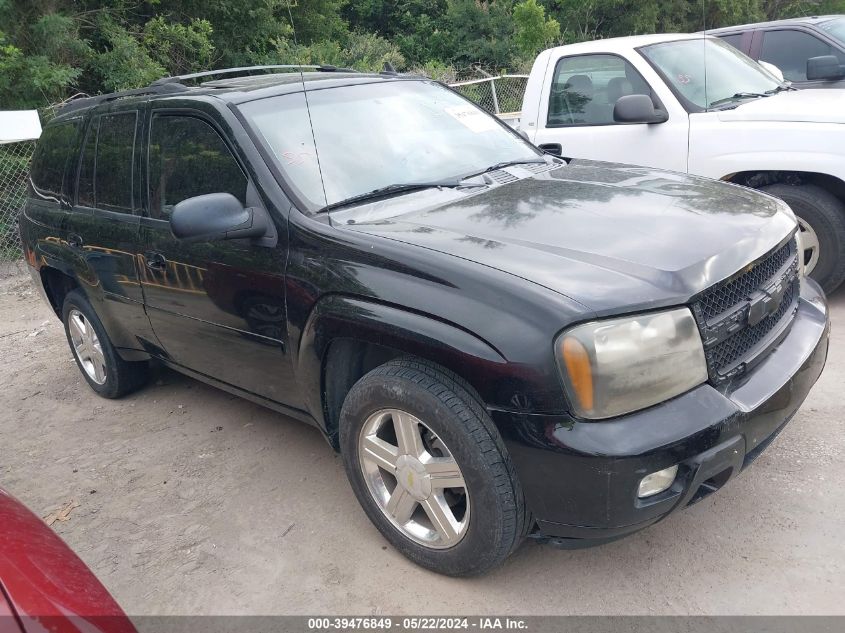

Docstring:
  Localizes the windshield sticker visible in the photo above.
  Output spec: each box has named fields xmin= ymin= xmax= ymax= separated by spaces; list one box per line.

xmin=444 ymin=105 xmax=499 ymax=133
xmin=281 ymin=150 xmax=315 ymax=166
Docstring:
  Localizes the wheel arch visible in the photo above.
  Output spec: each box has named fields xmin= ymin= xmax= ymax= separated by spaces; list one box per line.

xmin=39 ymin=264 xmax=80 ymax=318
xmin=296 ymin=294 xmax=508 ymax=450
xmin=722 ymin=170 xmax=845 ymax=204
xmin=724 ymin=171 xmax=845 ymax=292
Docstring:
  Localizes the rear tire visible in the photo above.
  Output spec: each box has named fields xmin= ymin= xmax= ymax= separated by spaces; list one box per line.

xmin=339 ymin=358 xmax=528 ymax=576
xmin=62 ymin=289 xmax=148 ymax=398
xmin=761 ymin=183 xmax=845 ymax=293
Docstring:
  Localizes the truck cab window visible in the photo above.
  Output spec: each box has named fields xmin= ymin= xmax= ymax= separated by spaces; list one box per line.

xmin=717 ymin=33 xmax=744 ymax=51
xmin=548 ymin=54 xmax=654 ymax=127
xmin=761 ymin=30 xmax=844 ymax=81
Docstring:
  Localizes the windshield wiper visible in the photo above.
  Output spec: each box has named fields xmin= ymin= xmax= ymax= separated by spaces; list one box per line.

xmin=708 ymin=92 xmax=770 ymax=108
xmin=319 ymin=158 xmax=549 ymax=212
xmin=466 ymin=158 xmax=549 ymax=178
xmin=765 ymin=84 xmax=795 ymax=94
xmin=320 ymin=180 xmax=465 ymax=212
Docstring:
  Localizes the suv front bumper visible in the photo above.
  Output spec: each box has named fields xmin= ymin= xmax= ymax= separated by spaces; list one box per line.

xmin=492 ymin=278 xmax=830 ymax=544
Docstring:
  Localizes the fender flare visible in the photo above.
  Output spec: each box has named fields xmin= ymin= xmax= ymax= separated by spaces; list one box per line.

xmin=295 ymin=294 xmax=507 ymax=429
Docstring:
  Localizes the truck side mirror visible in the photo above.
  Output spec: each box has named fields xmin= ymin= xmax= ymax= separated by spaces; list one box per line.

xmin=613 ymin=94 xmax=668 ymax=124
xmin=806 ymin=55 xmax=845 ymax=81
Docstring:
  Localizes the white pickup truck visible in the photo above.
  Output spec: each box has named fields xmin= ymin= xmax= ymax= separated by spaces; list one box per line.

xmin=518 ymin=33 xmax=845 ymax=292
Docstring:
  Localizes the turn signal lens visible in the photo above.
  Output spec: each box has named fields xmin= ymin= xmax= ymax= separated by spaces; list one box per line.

xmin=561 ymin=337 xmax=594 ymax=412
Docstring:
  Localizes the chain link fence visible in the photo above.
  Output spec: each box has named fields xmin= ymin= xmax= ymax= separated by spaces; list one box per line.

xmin=0 ymin=140 xmax=35 ymax=259
xmin=449 ymin=75 xmax=528 ymax=125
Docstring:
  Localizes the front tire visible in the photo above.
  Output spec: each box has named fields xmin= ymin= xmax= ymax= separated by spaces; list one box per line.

xmin=62 ymin=289 xmax=148 ymax=398
xmin=761 ymin=183 xmax=845 ymax=293
xmin=339 ymin=358 xmax=528 ymax=576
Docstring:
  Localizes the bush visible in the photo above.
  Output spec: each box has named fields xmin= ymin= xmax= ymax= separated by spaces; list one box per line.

xmin=270 ymin=31 xmax=404 ymax=72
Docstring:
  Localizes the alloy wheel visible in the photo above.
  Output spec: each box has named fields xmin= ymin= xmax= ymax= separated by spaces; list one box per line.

xmin=358 ymin=409 xmax=469 ymax=549
xmin=68 ymin=309 xmax=107 ymax=385
xmin=798 ymin=216 xmax=820 ymax=276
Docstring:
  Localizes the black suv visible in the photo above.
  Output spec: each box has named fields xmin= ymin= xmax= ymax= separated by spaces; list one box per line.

xmin=710 ymin=15 xmax=845 ymax=86
xmin=20 ymin=66 xmax=830 ymax=576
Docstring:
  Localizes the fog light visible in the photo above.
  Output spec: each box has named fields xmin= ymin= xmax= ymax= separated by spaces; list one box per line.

xmin=638 ymin=465 xmax=678 ymax=498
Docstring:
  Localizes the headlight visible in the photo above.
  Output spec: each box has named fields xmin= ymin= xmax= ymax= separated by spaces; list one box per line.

xmin=555 ymin=308 xmax=708 ymax=419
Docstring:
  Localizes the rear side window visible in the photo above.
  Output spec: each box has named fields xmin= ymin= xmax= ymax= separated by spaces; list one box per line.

xmin=76 ymin=112 xmax=138 ymax=212
xmin=148 ymin=115 xmax=247 ymax=220
xmin=760 ymin=29 xmax=845 ymax=81
xmin=547 ymin=54 xmax=655 ymax=127
xmin=30 ymin=121 xmax=80 ymax=201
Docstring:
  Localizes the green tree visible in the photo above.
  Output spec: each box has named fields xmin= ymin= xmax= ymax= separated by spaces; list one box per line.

xmin=92 ymin=17 xmax=164 ymax=92
xmin=269 ymin=30 xmax=404 ymax=70
xmin=286 ymin=0 xmax=349 ymax=44
xmin=513 ymin=0 xmax=560 ymax=56
xmin=436 ymin=0 xmax=516 ymax=69
xmin=344 ymin=1 xmax=448 ymax=65
xmin=0 ymin=33 xmax=83 ymax=108
xmin=172 ymin=0 xmax=293 ymax=66
xmin=143 ymin=16 xmax=215 ymax=76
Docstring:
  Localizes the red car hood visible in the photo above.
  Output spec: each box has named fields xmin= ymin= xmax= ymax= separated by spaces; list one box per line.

xmin=0 ymin=488 xmax=135 ymax=633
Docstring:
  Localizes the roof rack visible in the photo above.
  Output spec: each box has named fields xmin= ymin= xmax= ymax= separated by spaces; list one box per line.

xmin=56 ymin=82 xmax=189 ymax=116
xmin=151 ymin=64 xmax=359 ymax=85
xmin=55 ymin=64 xmax=362 ymax=116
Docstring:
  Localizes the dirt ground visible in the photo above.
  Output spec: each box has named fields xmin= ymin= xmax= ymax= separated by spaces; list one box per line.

xmin=0 ymin=259 xmax=843 ymax=616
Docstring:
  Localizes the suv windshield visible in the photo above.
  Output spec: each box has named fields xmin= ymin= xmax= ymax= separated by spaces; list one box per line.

xmin=640 ymin=37 xmax=783 ymax=110
xmin=819 ymin=17 xmax=845 ymax=45
xmin=239 ymin=80 xmax=540 ymax=210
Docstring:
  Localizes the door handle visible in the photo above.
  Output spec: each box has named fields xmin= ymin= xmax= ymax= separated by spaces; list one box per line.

xmin=145 ymin=251 xmax=167 ymax=272
xmin=67 ymin=233 xmax=84 ymax=250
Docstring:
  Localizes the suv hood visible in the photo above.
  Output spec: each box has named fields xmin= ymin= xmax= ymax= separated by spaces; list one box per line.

xmin=717 ymin=89 xmax=845 ymax=124
xmin=343 ymin=161 xmax=796 ymax=313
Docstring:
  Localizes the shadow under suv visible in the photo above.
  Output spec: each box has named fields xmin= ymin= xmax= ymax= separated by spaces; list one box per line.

xmin=19 ymin=66 xmax=830 ymax=576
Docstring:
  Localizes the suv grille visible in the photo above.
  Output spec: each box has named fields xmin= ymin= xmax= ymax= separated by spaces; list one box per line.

xmin=691 ymin=238 xmax=799 ymax=382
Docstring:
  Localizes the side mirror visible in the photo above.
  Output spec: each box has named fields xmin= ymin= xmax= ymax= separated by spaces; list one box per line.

xmin=613 ymin=94 xmax=668 ymax=124
xmin=806 ymin=55 xmax=845 ymax=81
xmin=170 ymin=192 xmax=269 ymax=242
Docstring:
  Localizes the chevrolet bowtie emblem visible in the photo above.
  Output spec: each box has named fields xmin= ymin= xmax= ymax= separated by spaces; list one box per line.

xmin=748 ymin=280 xmax=787 ymax=327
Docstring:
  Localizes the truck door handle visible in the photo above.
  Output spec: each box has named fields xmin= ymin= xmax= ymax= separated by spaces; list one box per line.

xmin=67 ymin=233 xmax=84 ymax=250
xmin=145 ymin=252 xmax=167 ymax=272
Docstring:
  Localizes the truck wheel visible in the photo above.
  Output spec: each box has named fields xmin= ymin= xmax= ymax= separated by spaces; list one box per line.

xmin=62 ymin=289 xmax=149 ymax=398
xmin=761 ymin=183 xmax=845 ymax=293
xmin=339 ymin=358 xmax=528 ymax=576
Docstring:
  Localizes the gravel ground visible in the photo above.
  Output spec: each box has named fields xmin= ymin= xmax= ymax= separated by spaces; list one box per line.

xmin=0 ymin=259 xmax=843 ymax=616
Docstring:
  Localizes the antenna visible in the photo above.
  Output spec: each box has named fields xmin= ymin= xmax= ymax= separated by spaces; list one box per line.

xmin=286 ymin=3 xmax=330 ymax=213
xmin=702 ymin=0 xmax=708 ymax=109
